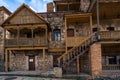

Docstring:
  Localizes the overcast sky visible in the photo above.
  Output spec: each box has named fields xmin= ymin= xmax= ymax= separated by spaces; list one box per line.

xmin=0 ymin=0 xmax=53 ymax=12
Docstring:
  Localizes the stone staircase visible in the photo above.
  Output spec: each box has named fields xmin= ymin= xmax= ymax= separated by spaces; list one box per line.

xmin=57 ymin=33 xmax=96 ymax=68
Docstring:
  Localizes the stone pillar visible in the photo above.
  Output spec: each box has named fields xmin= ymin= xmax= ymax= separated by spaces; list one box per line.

xmin=47 ymin=2 xmax=54 ymax=12
xmin=89 ymin=43 xmax=102 ymax=76
xmin=54 ymin=67 xmax=62 ymax=77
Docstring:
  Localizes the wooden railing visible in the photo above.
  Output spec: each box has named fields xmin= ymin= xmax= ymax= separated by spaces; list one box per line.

xmin=103 ymin=65 xmax=120 ymax=70
xmin=5 ymin=38 xmax=48 ymax=47
xmin=67 ymin=37 xmax=88 ymax=47
xmin=57 ymin=33 xmax=96 ymax=67
xmin=49 ymin=41 xmax=65 ymax=48
xmin=100 ymin=31 xmax=120 ymax=40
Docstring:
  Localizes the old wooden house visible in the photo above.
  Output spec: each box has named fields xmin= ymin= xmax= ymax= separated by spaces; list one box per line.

xmin=0 ymin=0 xmax=120 ymax=77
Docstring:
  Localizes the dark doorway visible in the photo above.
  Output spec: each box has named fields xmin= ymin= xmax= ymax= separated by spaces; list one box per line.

xmin=29 ymin=56 xmax=35 ymax=70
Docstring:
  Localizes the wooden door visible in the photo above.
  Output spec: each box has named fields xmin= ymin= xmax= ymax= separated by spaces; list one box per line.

xmin=29 ymin=56 xmax=35 ymax=70
xmin=67 ymin=29 xmax=74 ymax=37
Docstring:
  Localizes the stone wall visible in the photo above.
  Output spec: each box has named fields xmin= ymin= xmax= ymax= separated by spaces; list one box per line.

xmin=9 ymin=50 xmax=53 ymax=71
xmin=89 ymin=43 xmax=102 ymax=76
xmin=36 ymin=53 xmax=53 ymax=70
xmin=9 ymin=52 xmax=28 ymax=71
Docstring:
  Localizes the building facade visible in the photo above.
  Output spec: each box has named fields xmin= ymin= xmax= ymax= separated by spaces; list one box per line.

xmin=0 ymin=0 xmax=120 ymax=77
xmin=0 ymin=6 xmax=11 ymax=71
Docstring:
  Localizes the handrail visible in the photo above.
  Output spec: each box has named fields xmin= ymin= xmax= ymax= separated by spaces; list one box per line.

xmin=57 ymin=32 xmax=96 ymax=66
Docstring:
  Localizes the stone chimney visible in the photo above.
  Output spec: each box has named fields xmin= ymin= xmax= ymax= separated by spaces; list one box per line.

xmin=47 ymin=2 xmax=54 ymax=12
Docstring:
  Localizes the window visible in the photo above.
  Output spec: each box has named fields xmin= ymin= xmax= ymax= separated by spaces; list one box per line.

xmin=53 ymin=29 xmax=61 ymax=41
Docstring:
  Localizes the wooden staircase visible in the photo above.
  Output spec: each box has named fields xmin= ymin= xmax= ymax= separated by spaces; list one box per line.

xmin=57 ymin=33 xmax=96 ymax=67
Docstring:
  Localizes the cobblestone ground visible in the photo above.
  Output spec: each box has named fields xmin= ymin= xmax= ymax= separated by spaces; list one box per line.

xmin=0 ymin=76 xmax=75 ymax=80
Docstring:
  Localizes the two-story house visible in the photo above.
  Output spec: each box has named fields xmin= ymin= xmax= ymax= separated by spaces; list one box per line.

xmin=0 ymin=0 xmax=120 ymax=77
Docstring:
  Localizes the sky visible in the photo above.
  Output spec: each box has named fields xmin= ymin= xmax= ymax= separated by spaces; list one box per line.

xmin=0 ymin=0 xmax=53 ymax=12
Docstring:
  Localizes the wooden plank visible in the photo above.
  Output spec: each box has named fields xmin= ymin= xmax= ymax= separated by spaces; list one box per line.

xmin=65 ymin=17 xmax=67 ymax=54
xmin=6 ymin=47 xmax=48 ymax=50
xmin=49 ymin=48 xmax=65 ymax=52
xmin=77 ymin=57 xmax=80 ymax=74
xmin=65 ymin=13 xmax=92 ymax=18
xmin=5 ymin=49 xmax=8 ymax=72
xmin=90 ymin=15 xmax=93 ymax=34
xmin=42 ymin=49 xmax=46 ymax=70
xmin=4 ymin=24 xmax=47 ymax=29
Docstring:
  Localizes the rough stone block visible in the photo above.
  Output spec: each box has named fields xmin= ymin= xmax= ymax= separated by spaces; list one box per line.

xmin=54 ymin=67 xmax=62 ymax=77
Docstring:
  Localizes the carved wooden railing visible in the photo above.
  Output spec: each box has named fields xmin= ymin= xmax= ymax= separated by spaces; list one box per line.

xmin=5 ymin=37 xmax=48 ymax=47
xmin=103 ymin=65 xmax=120 ymax=70
xmin=57 ymin=33 xmax=96 ymax=67
xmin=100 ymin=31 xmax=120 ymax=41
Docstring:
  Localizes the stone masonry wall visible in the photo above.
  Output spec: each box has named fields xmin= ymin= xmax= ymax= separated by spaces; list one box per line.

xmin=9 ymin=50 xmax=53 ymax=71
xmin=47 ymin=2 xmax=54 ymax=12
xmin=36 ymin=53 xmax=53 ymax=70
xmin=10 ymin=52 xmax=28 ymax=71
xmin=89 ymin=43 xmax=102 ymax=76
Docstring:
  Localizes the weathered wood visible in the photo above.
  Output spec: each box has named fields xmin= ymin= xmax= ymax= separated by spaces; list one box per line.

xmin=42 ymin=49 xmax=46 ymax=70
xmin=49 ymin=48 xmax=65 ymax=52
xmin=67 ymin=36 xmax=89 ymax=47
xmin=100 ymin=31 xmax=120 ymax=40
xmin=6 ymin=47 xmax=48 ymax=50
xmin=5 ymin=38 xmax=48 ymax=47
xmin=5 ymin=49 xmax=8 ymax=72
xmin=90 ymin=15 xmax=93 ymax=34
xmin=77 ymin=57 xmax=80 ymax=74
xmin=65 ymin=17 xmax=67 ymax=55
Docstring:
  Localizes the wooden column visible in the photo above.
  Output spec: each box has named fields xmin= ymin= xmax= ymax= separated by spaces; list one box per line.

xmin=31 ymin=28 xmax=34 ymax=46
xmin=65 ymin=17 xmax=67 ymax=54
xmin=90 ymin=15 xmax=93 ymax=34
xmin=17 ymin=26 xmax=20 ymax=46
xmin=77 ymin=57 xmax=80 ymax=74
xmin=45 ymin=27 xmax=47 ymax=44
xmin=5 ymin=49 xmax=8 ymax=72
xmin=42 ymin=49 xmax=46 ymax=70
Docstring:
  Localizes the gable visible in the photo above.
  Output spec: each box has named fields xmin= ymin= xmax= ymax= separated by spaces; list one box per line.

xmin=3 ymin=4 xmax=47 ymax=25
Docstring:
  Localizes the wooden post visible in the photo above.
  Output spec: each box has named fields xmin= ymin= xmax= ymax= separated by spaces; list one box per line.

xmin=42 ymin=49 xmax=46 ymax=70
xmin=77 ymin=56 xmax=80 ymax=74
xmin=45 ymin=27 xmax=47 ymax=44
xmin=17 ymin=26 xmax=20 ymax=46
xmin=90 ymin=15 xmax=93 ymax=34
xmin=65 ymin=17 xmax=67 ymax=54
xmin=5 ymin=49 xmax=8 ymax=72
xmin=31 ymin=28 xmax=34 ymax=46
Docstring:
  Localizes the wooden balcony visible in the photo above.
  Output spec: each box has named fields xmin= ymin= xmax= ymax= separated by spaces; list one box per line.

xmin=100 ymin=31 xmax=120 ymax=41
xmin=103 ymin=65 xmax=120 ymax=70
xmin=5 ymin=38 xmax=48 ymax=47
xmin=67 ymin=36 xmax=89 ymax=47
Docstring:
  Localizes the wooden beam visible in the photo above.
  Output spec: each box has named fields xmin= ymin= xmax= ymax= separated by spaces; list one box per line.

xmin=42 ymin=49 xmax=46 ymax=70
xmin=65 ymin=17 xmax=67 ymax=54
xmin=6 ymin=47 xmax=48 ymax=50
xmin=77 ymin=57 xmax=80 ymax=74
xmin=5 ymin=49 xmax=8 ymax=72
xmin=4 ymin=24 xmax=47 ymax=29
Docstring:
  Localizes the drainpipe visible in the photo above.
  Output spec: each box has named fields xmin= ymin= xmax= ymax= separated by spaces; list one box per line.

xmin=96 ymin=0 xmax=100 ymax=40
